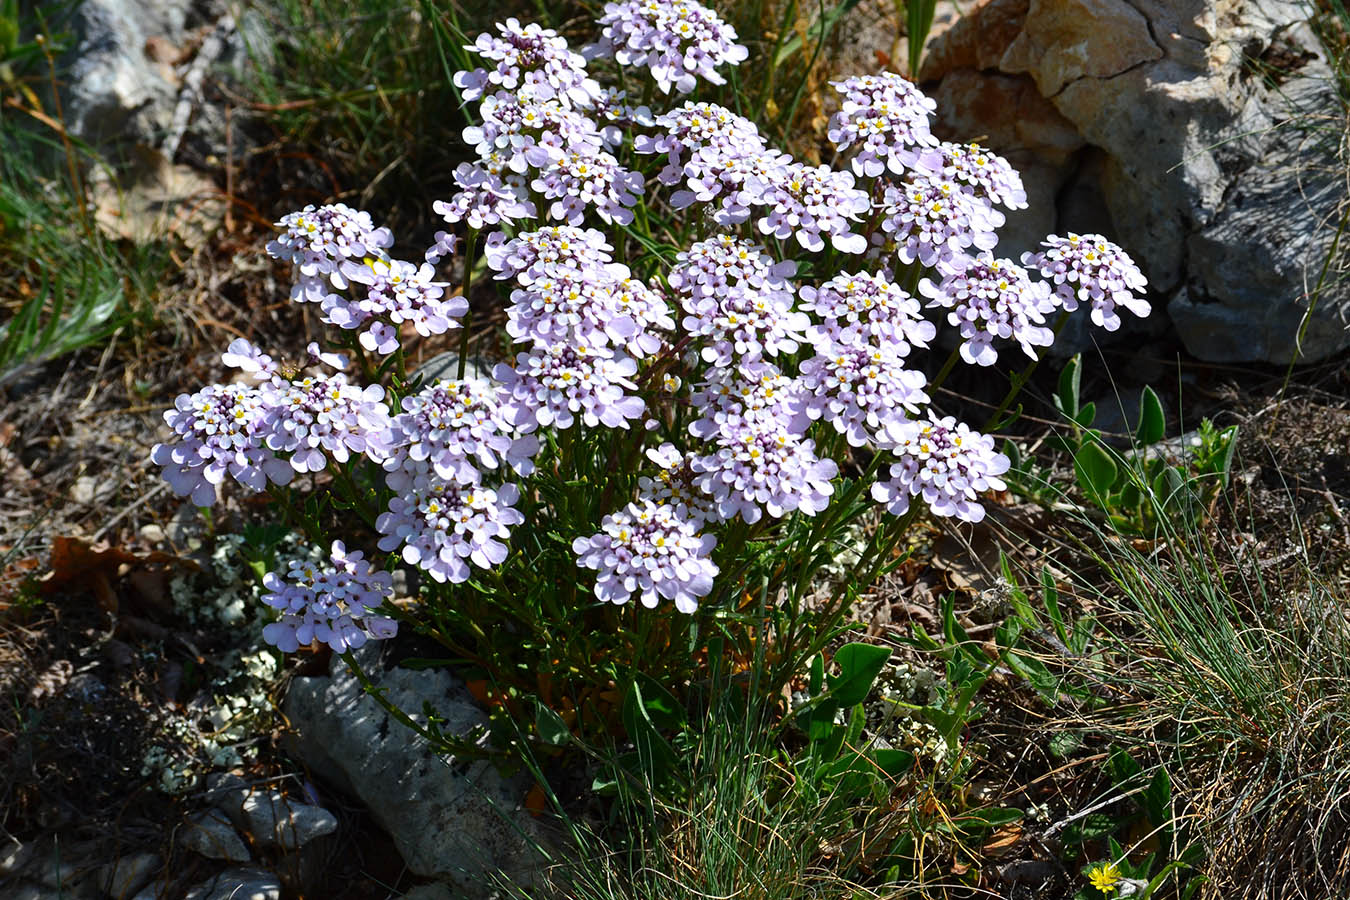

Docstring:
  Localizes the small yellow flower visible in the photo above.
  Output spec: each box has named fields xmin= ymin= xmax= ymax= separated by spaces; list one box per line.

xmin=1087 ymin=862 xmax=1122 ymax=894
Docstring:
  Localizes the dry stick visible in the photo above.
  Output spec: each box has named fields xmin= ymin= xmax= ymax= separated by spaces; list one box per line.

xmin=162 ymin=16 xmax=235 ymax=162
xmin=91 ymin=483 xmax=171 ymax=543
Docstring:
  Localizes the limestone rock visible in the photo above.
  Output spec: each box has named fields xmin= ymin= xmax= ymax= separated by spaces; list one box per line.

xmin=282 ymin=648 xmax=547 ymax=895
xmin=62 ymin=0 xmax=188 ymax=150
xmin=1001 ymin=0 xmax=1163 ymax=95
xmin=920 ymin=0 xmax=1348 ymax=363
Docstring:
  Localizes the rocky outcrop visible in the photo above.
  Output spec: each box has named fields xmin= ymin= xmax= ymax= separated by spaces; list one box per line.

xmin=282 ymin=647 xmax=548 ymax=896
xmin=921 ymin=0 xmax=1349 ymax=363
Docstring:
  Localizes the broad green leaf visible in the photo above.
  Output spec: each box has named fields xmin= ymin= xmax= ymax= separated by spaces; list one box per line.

xmin=634 ymin=673 xmax=686 ymax=731
xmin=1074 ymin=441 xmax=1118 ymax=499
xmin=873 ymin=748 xmax=915 ymax=777
xmin=959 ymin=807 xmax=1024 ymax=828
xmin=827 ymin=642 xmax=891 ymax=706
xmin=535 ymin=703 xmax=571 ymax=746
xmin=1136 ymin=385 xmax=1166 ymax=445
xmin=1041 ymin=568 xmax=1068 ymax=647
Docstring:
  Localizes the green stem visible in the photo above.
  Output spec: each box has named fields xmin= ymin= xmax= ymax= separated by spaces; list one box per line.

xmin=983 ymin=309 xmax=1070 ymax=432
xmin=457 ymin=229 xmax=479 ymax=380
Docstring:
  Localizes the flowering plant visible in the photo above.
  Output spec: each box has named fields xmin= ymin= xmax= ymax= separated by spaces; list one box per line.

xmin=150 ymin=2 xmax=1149 ymax=746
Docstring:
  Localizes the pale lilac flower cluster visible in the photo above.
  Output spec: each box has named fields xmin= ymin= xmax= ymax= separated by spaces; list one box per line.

xmin=259 ymin=374 xmax=391 ymax=473
xmin=591 ymin=0 xmax=749 ymax=94
xmin=432 ymin=162 xmax=536 ymax=232
xmin=919 ymin=255 xmax=1056 ymax=366
xmin=151 ymin=380 xmax=291 ymax=507
xmin=936 ymin=142 xmax=1028 ymax=211
xmin=800 ymin=271 xmax=936 ymax=352
xmin=327 ymin=258 xmax=468 ymax=355
xmin=377 ymin=478 xmax=524 ymax=584
xmin=827 ymin=73 xmax=939 ymax=177
xmin=1023 ymin=233 xmax=1151 ymax=332
xmin=638 ymin=443 xmax=716 ymax=525
xmin=635 ymin=102 xmax=763 ymax=185
xmin=796 ymin=343 xmax=929 ymax=447
xmin=486 ymin=225 xmax=614 ymax=282
xmin=266 ymin=204 xmax=393 ymax=302
xmin=463 ymin=91 xmax=603 ymax=171
xmin=496 ymin=342 xmax=646 ymax=431
xmin=747 ymin=163 xmax=871 ymax=254
xmin=690 ymin=420 xmax=838 ymax=524
xmin=151 ymin=340 xmax=378 ymax=506
xmin=669 ymin=236 xmax=797 ymax=299
xmin=455 ymin=17 xmax=600 ymax=107
xmin=506 ymin=268 xmax=672 ymax=358
xmin=155 ymin=11 xmax=1163 ymax=634
xmin=872 ymin=416 xmax=1010 ymax=523
xmin=877 ymin=176 xmax=1003 ymax=274
xmin=382 ymin=378 xmax=536 ymax=489
xmin=532 ymin=147 xmax=645 ymax=225
xmin=260 ymin=541 xmax=396 ymax=653
xmin=688 ymin=361 xmax=800 ymax=440
xmin=573 ymin=501 xmax=718 ymax=612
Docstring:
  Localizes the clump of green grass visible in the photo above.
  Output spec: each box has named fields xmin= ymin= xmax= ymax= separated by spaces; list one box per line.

xmin=0 ymin=17 xmax=168 ymax=387
xmin=1035 ymin=463 xmax=1350 ymax=898
xmin=242 ymin=0 xmax=543 ymax=222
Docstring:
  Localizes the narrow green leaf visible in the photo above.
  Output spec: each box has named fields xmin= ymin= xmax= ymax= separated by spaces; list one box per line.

xmin=906 ymin=0 xmax=939 ymax=76
xmin=1056 ymin=354 xmax=1082 ymax=418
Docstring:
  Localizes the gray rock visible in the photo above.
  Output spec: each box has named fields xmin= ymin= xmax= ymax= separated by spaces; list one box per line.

xmin=412 ymin=352 xmax=494 ymax=385
xmin=98 ymin=852 xmax=161 ymax=899
xmin=230 ymin=789 xmax=339 ymax=850
xmin=181 ymin=808 xmax=251 ymax=862
xmin=283 ymin=648 xmax=547 ymax=895
xmin=27 ymin=839 xmax=99 ymax=897
xmin=7 ymin=882 xmax=51 ymax=900
xmin=183 ymin=867 xmax=281 ymax=900
xmin=0 ymin=838 xmax=32 ymax=874
xmin=61 ymin=0 xmax=188 ymax=150
xmin=921 ymin=0 xmax=1350 ymax=363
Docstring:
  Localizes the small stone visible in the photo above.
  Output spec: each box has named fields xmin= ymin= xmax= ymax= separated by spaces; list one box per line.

xmin=0 ymin=838 xmax=31 ymax=874
xmin=98 ymin=852 xmax=160 ymax=899
xmin=71 ymin=475 xmax=101 ymax=504
xmin=8 ymin=882 xmax=48 ymax=900
xmin=139 ymin=523 xmax=166 ymax=544
xmin=181 ymin=809 xmax=251 ymax=862
xmin=231 ymin=789 xmax=338 ymax=849
xmin=183 ymin=868 xmax=281 ymax=900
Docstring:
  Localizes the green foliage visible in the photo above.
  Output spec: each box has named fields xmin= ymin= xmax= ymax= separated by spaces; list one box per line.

xmin=1008 ymin=354 xmax=1239 ymax=535
xmin=242 ymin=0 xmax=490 ymax=210
xmin=0 ymin=28 xmax=167 ymax=384
xmin=902 ymin=0 xmax=938 ymax=77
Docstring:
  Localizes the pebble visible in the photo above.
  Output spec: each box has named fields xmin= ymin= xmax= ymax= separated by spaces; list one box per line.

xmin=183 ymin=867 xmax=282 ymax=900
xmin=235 ymin=790 xmax=338 ymax=849
xmin=181 ymin=809 xmax=251 ymax=862
xmin=98 ymin=852 xmax=160 ymax=898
